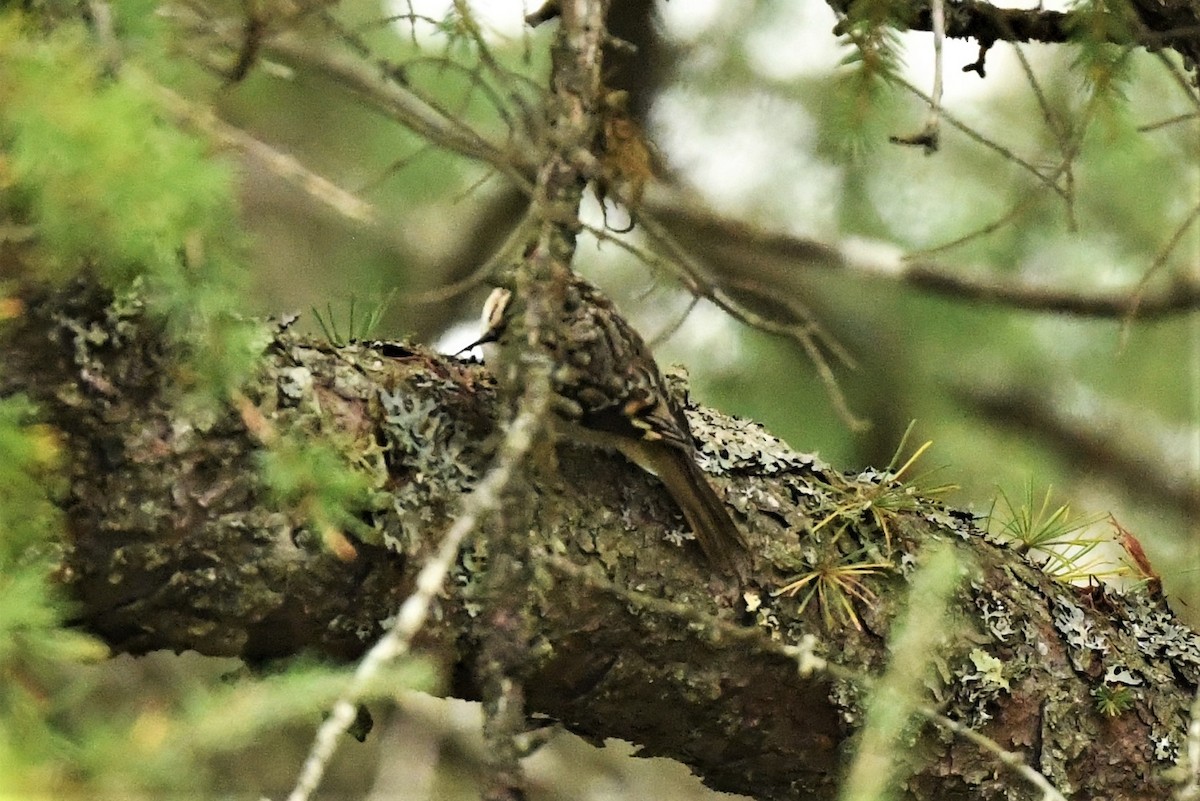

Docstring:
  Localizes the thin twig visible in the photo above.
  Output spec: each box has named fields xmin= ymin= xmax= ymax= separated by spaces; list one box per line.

xmin=1010 ymin=43 xmax=1075 ymax=227
xmin=909 ymin=181 xmax=1053 ymax=257
xmin=897 ymin=77 xmax=1066 ymax=200
xmin=888 ymin=0 xmax=942 ymax=155
xmin=912 ymin=92 xmax=1098 ymax=257
xmin=355 ymin=143 xmax=435 ymax=195
xmin=1138 ymin=111 xmax=1199 ymax=133
xmin=596 ymin=213 xmax=868 ymax=430
xmin=450 ymin=0 xmax=520 ymax=93
xmin=284 ymin=373 xmax=552 ymax=801
xmin=927 ymin=0 xmax=944 ymax=144
xmin=163 ymin=3 xmax=513 ymax=172
xmin=920 ymin=707 xmax=1068 ymax=801
xmin=1012 ymin=44 xmax=1066 ymax=147
xmin=1121 ymin=198 xmax=1200 ymax=342
xmin=400 ymin=54 xmax=520 ymax=130
xmin=648 ymin=292 xmax=700 ymax=349
xmin=144 ymin=79 xmax=377 ymax=225
xmin=261 ymin=32 xmax=535 ymax=189
xmin=403 ymin=211 xmax=538 ymax=305
xmin=1156 ymin=50 xmax=1200 ymax=115
xmin=717 ymin=272 xmax=858 ymax=369
xmin=584 ymin=217 xmax=855 ymax=368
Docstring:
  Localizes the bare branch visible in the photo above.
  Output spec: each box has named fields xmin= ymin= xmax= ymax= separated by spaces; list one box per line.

xmin=147 ymin=80 xmax=377 ymax=225
xmin=1122 ymin=198 xmax=1200 ymax=338
xmin=264 ymin=34 xmax=532 ymax=186
xmin=896 ymin=76 xmax=1068 ymax=201
xmin=956 ymin=379 xmax=1200 ymax=517
xmin=652 ymin=190 xmax=1200 ymax=320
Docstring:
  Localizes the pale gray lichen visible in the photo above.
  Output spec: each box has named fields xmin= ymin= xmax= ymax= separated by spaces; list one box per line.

xmin=53 ymin=282 xmax=149 ymax=382
xmin=1154 ymin=733 xmax=1178 ymax=762
xmin=685 ymin=404 xmax=825 ymax=476
xmin=974 ymin=591 xmax=1016 ymax=643
xmin=278 ymin=366 xmax=314 ymax=405
xmin=662 ymin=526 xmax=689 ymax=548
xmin=375 ymin=376 xmax=491 ymax=553
xmin=1103 ymin=664 xmax=1142 ymax=686
xmin=1052 ymin=597 xmax=1111 ymax=670
xmin=1122 ymin=594 xmax=1200 ymax=683
xmin=923 ymin=506 xmax=980 ymax=539
xmin=745 ymin=589 xmax=784 ymax=640
xmin=378 ymin=385 xmax=480 ymax=491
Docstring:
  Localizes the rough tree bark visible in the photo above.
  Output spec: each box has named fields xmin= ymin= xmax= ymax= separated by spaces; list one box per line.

xmin=3 ymin=279 xmax=1199 ymax=801
xmin=7 ymin=1 xmax=1200 ymax=800
xmin=826 ymin=0 xmax=1200 ymax=73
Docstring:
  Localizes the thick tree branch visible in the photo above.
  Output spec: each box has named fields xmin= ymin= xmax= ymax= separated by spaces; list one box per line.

xmin=834 ymin=0 xmax=1071 ymax=46
xmin=649 ymin=196 xmax=1200 ymax=320
xmin=827 ymin=0 xmax=1200 ymax=71
xmin=5 ymin=283 xmax=1200 ymax=800
xmin=957 ymin=379 xmax=1200 ymax=516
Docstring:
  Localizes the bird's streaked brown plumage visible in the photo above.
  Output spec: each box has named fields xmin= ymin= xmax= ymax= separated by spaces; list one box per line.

xmin=478 ymin=274 xmax=747 ymax=575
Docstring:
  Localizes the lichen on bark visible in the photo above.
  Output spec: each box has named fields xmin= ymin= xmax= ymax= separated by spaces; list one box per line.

xmin=5 ymin=281 xmax=1200 ymax=800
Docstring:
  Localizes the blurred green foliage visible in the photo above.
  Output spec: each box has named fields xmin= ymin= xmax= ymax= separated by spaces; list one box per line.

xmin=0 ymin=11 xmax=262 ymax=400
xmin=0 ymin=5 xmax=431 ymax=797
xmin=0 ymin=395 xmax=107 ymax=794
xmin=841 ymin=543 xmax=962 ymax=801
xmin=638 ymin=3 xmax=1200 ymax=620
xmin=3 ymin=0 xmax=1200 ymax=797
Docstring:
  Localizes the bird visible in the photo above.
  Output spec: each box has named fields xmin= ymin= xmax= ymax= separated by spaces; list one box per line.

xmin=475 ymin=272 xmax=747 ymax=575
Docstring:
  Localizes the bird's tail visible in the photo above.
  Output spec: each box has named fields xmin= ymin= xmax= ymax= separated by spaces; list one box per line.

xmin=641 ymin=445 xmax=747 ymax=577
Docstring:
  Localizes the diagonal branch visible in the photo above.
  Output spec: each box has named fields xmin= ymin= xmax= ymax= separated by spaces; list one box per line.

xmin=7 ymin=281 xmax=1200 ymax=800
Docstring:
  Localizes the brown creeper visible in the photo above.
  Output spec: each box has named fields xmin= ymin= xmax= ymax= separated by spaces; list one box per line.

xmin=476 ymin=273 xmax=747 ymax=574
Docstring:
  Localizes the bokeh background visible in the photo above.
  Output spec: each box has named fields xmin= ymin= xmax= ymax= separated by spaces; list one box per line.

xmin=233 ymin=0 xmax=1200 ymax=602
xmin=5 ymin=0 xmax=1200 ymax=798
